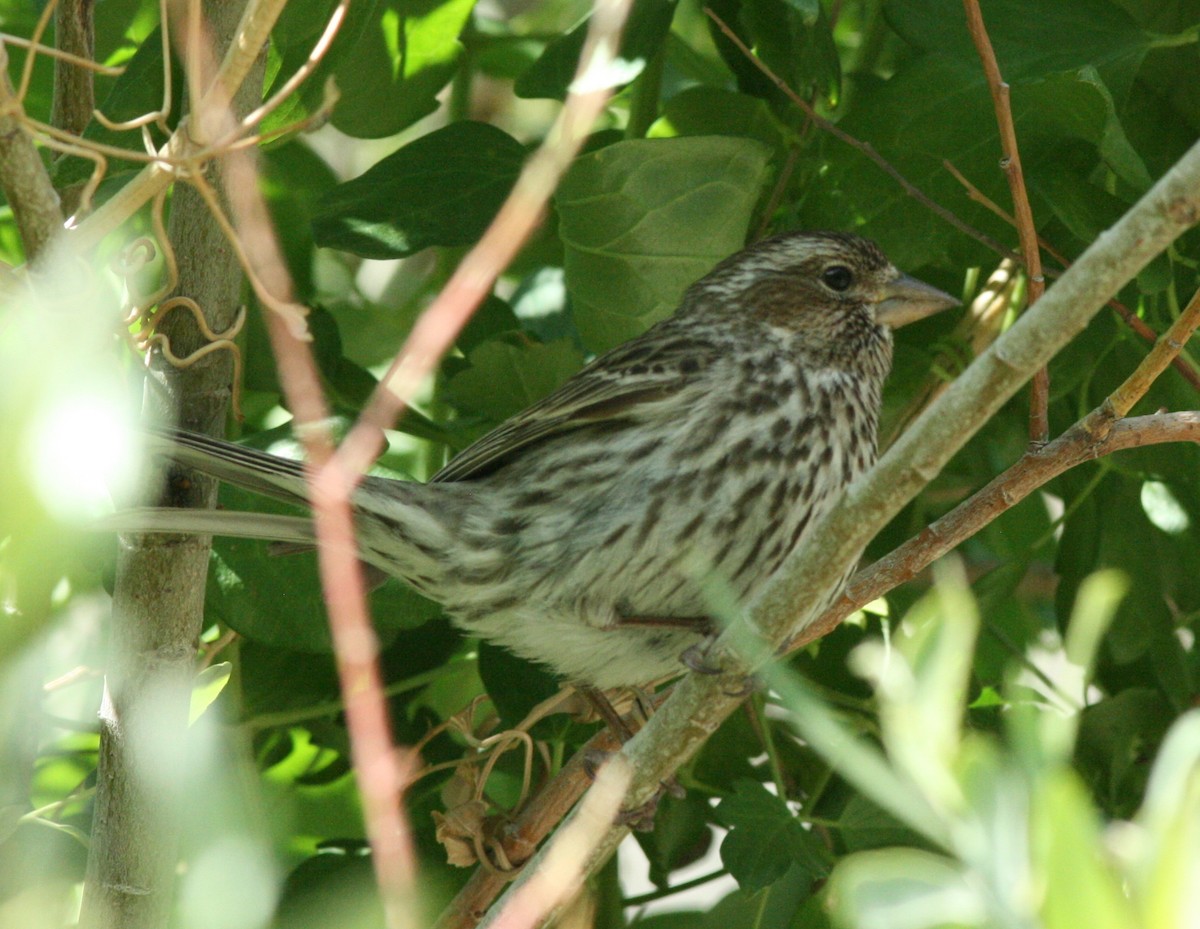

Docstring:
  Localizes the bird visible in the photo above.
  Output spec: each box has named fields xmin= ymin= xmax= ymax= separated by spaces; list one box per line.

xmin=126 ymin=231 xmax=957 ymax=690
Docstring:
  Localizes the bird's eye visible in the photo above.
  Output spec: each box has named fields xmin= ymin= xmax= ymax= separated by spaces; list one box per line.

xmin=822 ymin=265 xmax=854 ymax=292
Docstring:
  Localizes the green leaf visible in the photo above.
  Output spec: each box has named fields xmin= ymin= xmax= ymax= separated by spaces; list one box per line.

xmin=1015 ymin=68 xmax=1151 ymax=191
xmin=766 ymin=665 xmax=950 ymax=847
xmin=331 ymin=0 xmax=478 ymax=138
xmin=443 ymin=337 xmax=584 ymax=425
xmin=828 ymin=848 xmax=985 ymax=929
xmin=514 ymin=0 xmax=678 ymax=100
xmin=190 ymin=662 xmax=232 ymax=724
xmin=836 ymin=795 xmax=922 ymax=853
xmin=555 ymin=136 xmax=772 ymax=350
xmin=312 ymin=121 xmax=526 ymax=259
xmin=1032 ymin=770 xmax=1136 ymax=929
xmin=740 ymin=0 xmax=841 ymax=104
xmin=262 ymin=0 xmax=384 ymax=138
xmin=851 ymin=565 xmax=979 ymax=812
xmin=1134 ymin=710 xmax=1200 ymax=928
xmin=264 ymin=0 xmax=475 ymax=140
xmin=263 ymin=142 xmax=339 ymax=301
xmin=716 ymin=779 xmax=827 ymax=892
xmin=1075 ymin=689 xmax=1174 ymax=815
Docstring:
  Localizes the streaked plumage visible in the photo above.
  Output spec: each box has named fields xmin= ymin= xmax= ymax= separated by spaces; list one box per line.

xmin=136 ymin=232 xmax=957 ymax=688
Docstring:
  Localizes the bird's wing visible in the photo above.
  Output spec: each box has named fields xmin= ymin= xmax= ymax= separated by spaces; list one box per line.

xmin=432 ymin=327 xmax=717 ymax=483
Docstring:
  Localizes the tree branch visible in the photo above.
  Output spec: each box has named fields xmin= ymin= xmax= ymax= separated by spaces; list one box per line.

xmin=51 ymin=0 xmax=94 ymax=139
xmin=77 ymin=2 xmax=262 ymax=927
xmin=943 ymin=157 xmax=1200 ymax=394
xmin=0 ymin=45 xmax=64 ymax=259
xmin=962 ymin=0 xmax=1049 ymax=444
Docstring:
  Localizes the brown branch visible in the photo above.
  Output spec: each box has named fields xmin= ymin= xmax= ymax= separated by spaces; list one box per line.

xmin=962 ymin=0 xmax=1048 ymax=445
xmin=702 ymin=6 xmax=1021 ymax=264
xmin=1102 ymin=284 xmax=1200 ymax=420
xmin=51 ymin=0 xmax=94 ymax=139
xmin=171 ymin=5 xmax=420 ymax=924
xmin=798 ymin=410 xmax=1200 ymax=646
xmin=436 ymin=728 xmax=622 ymax=929
xmin=0 ymin=45 xmax=64 ymax=260
xmin=944 ymin=158 xmax=1200 ymax=394
xmin=77 ymin=3 xmax=255 ymax=925
xmin=52 ymin=0 xmax=95 ymax=217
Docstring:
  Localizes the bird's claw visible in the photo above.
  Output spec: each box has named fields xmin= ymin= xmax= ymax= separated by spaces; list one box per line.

xmin=680 ymin=641 xmax=723 ymax=675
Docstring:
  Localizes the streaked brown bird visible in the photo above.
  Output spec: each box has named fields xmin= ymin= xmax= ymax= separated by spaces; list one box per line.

xmin=131 ymin=232 xmax=957 ymax=689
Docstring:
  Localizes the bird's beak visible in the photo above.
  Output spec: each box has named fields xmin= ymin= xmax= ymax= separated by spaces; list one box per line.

xmin=874 ymin=273 xmax=960 ymax=328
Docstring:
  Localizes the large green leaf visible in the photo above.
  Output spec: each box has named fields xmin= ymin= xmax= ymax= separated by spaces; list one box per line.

xmin=262 ymin=141 xmax=339 ymax=302
xmin=261 ymin=0 xmax=384 ymax=138
xmin=716 ymin=779 xmax=828 ymax=892
xmin=555 ymin=136 xmax=772 ymax=349
xmin=331 ymin=0 xmax=478 ymax=138
xmin=312 ymin=121 xmax=526 ymax=259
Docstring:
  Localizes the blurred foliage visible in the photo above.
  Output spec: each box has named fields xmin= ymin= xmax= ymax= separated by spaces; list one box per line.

xmin=1 ymin=0 xmax=1199 ymax=927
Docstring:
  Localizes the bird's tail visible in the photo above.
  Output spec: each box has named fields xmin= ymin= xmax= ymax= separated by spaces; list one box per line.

xmin=145 ymin=427 xmax=313 ymax=508
xmin=108 ymin=429 xmax=460 ymax=591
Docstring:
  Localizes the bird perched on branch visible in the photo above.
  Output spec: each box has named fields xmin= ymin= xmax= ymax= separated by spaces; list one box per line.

xmin=126 ymin=231 xmax=957 ymax=689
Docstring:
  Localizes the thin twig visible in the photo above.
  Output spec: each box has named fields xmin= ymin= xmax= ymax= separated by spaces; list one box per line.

xmin=962 ymin=0 xmax=1048 ymax=445
xmin=436 ymin=726 xmax=622 ymax=929
xmin=702 ymin=6 xmax=1021 ymax=264
xmin=68 ymin=0 xmax=295 ymax=253
xmin=91 ymin=0 xmax=172 ymax=134
xmin=944 ymin=158 xmax=1200 ymax=393
xmin=801 ymin=411 xmax=1200 ymax=647
xmin=218 ymin=0 xmax=349 ymax=148
xmin=1098 ymin=284 xmax=1200 ymax=422
xmin=1 ymin=31 xmax=119 ymax=73
xmin=17 ymin=0 xmax=57 ymax=103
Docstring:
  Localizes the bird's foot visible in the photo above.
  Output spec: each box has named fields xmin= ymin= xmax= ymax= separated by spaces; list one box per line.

xmin=680 ymin=640 xmax=722 ymax=675
xmin=681 ymin=641 xmax=758 ymax=696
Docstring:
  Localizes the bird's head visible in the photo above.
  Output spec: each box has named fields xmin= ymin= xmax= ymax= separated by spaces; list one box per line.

xmin=686 ymin=231 xmax=959 ymax=363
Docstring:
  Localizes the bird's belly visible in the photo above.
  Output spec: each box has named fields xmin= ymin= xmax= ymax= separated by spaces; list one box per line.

xmin=455 ymin=604 xmax=702 ymax=689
